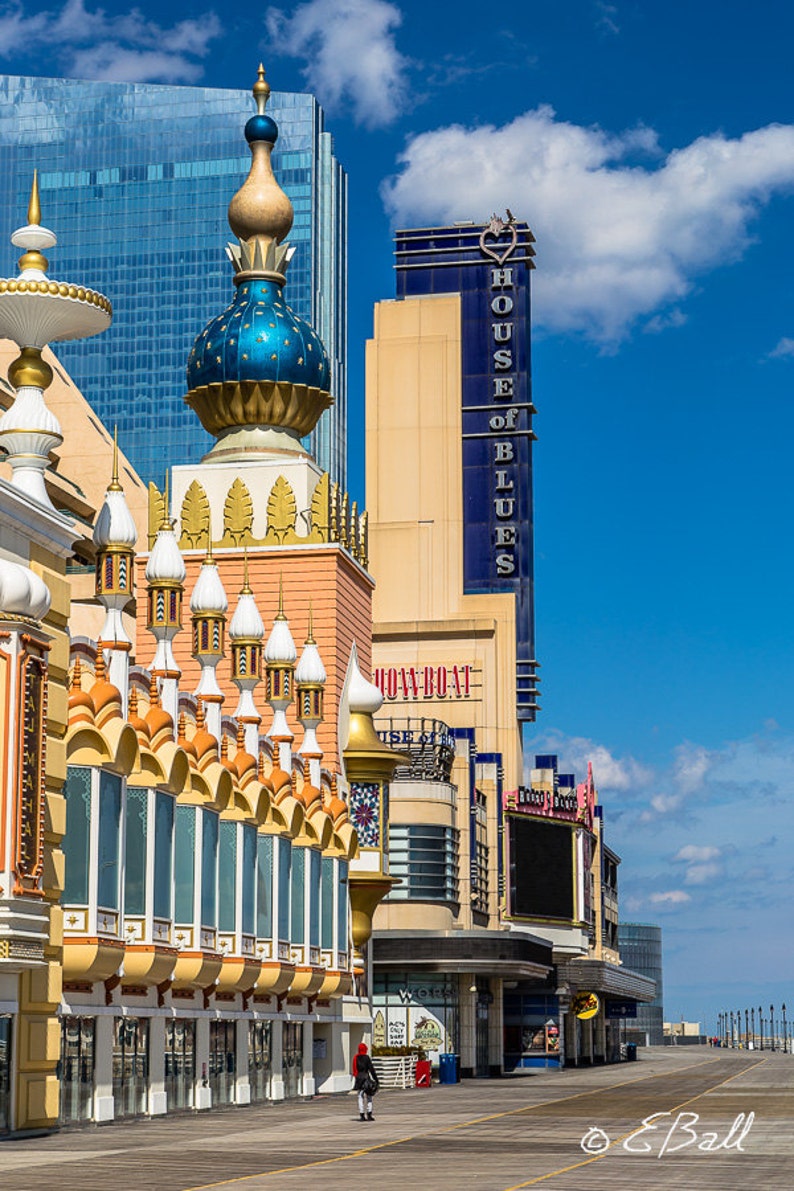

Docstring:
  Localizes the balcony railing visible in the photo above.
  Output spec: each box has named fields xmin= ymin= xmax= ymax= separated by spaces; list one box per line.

xmin=375 ymin=716 xmax=456 ymax=783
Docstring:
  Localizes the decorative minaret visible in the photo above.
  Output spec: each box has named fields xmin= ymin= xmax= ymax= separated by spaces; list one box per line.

xmin=93 ymin=430 xmax=137 ymax=714
xmin=190 ymin=534 xmax=229 ymax=740
xmin=229 ymin=550 xmax=264 ymax=754
xmin=0 ymin=173 xmax=111 ymax=508
xmin=145 ymin=475 xmax=186 ymax=722
xmin=184 ymin=66 xmax=332 ymax=462
xmin=295 ymin=604 xmax=326 ymax=787
xmin=264 ymin=578 xmax=296 ymax=771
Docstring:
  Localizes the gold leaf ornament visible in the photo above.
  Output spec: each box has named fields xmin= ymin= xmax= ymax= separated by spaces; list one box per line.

xmin=265 ymin=475 xmax=297 ymax=543
xmin=180 ymin=480 xmax=211 ymax=548
xmin=223 ymin=476 xmax=254 ymax=544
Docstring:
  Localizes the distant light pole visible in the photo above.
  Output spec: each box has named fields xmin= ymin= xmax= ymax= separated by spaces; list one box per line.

xmin=745 ymin=1009 xmax=749 ymax=1049
xmin=759 ymin=1006 xmax=764 ymax=1051
xmin=730 ymin=1011 xmax=735 ymax=1048
xmin=770 ymin=1005 xmax=775 ymax=1052
xmin=751 ymin=1006 xmax=755 ymax=1050
xmin=783 ymin=1003 xmax=788 ymax=1054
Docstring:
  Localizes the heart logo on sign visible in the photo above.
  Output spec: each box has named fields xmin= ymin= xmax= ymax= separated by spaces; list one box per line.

xmin=479 ymin=215 xmax=517 ymax=266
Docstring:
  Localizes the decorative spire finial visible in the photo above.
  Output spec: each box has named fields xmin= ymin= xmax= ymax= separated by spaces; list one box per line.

xmin=253 ymin=63 xmax=270 ymax=115
xmin=28 ymin=170 xmax=41 ymax=227
xmin=242 ymin=546 xmax=251 ymax=595
xmin=108 ymin=424 xmax=122 ymax=492
xmin=306 ymin=600 xmax=315 ymax=645
xmin=160 ymin=470 xmax=171 ymax=530
xmin=277 ymin=572 xmax=285 ymax=620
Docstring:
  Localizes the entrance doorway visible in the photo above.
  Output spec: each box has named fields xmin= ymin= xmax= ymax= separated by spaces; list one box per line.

xmin=282 ymin=1022 xmax=303 ymax=1099
xmin=0 ymin=1016 xmax=11 ymax=1132
xmin=249 ymin=1020 xmax=272 ymax=1102
xmin=165 ymin=1018 xmax=195 ymax=1110
xmin=112 ymin=1017 xmax=149 ymax=1117
xmin=60 ymin=1016 xmax=95 ymax=1123
xmin=209 ymin=1019 xmax=236 ymax=1105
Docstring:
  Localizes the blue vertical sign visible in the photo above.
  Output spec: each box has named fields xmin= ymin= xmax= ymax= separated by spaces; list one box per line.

xmin=396 ymin=218 xmax=539 ymax=720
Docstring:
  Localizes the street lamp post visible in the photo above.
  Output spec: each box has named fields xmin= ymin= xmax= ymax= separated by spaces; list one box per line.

xmin=745 ymin=1009 xmax=749 ymax=1049
xmin=751 ymin=1006 xmax=755 ymax=1050
xmin=783 ymin=1003 xmax=788 ymax=1054
xmin=729 ymin=1011 xmax=734 ymax=1048
xmin=759 ymin=1006 xmax=764 ymax=1051
xmin=770 ymin=1005 xmax=775 ymax=1052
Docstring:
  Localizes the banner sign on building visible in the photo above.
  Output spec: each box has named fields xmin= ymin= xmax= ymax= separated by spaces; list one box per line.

xmin=396 ymin=218 xmax=539 ymax=721
xmin=571 ymin=992 xmax=600 ymax=1020
xmin=374 ymin=664 xmax=475 ymax=701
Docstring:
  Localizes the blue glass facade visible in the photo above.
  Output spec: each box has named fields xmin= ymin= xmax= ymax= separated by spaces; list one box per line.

xmin=395 ymin=223 xmax=539 ymax=720
xmin=0 ymin=75 xmax=347 ymax=487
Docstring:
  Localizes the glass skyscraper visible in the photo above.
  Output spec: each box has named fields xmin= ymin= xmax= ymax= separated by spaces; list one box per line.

xmin=0 ymin=75 xmax=347 ymax=487
xmin=618 ymin=922 xmax=664 ymax=1045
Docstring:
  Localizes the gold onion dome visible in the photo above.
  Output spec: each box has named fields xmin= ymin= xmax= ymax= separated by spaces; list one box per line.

xmin=185 ymin=66 xmax=331 ymax=457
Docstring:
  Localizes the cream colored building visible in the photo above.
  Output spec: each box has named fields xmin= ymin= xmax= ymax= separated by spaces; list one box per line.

xmin=365 ymin=223 xmax=653 ymax=1074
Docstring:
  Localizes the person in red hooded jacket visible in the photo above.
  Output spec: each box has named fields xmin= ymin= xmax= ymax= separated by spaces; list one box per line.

xmin=352 ymin=1042 xmax=379 ymax=1121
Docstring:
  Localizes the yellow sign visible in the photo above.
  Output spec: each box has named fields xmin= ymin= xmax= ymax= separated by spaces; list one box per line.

xmin=571 ymin=992 xmax=600 ymax=1020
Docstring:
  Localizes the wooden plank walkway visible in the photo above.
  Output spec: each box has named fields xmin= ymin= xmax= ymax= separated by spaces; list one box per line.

xmin=1 ymin=1048 xmax=791 ymax=1190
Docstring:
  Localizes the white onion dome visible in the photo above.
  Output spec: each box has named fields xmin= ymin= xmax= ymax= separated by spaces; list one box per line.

xmin=296 ymin=637 xmax=326 ymax=686
xmin=348 ymin=653 xmax=383 ymax=715
xmin=93 ymin=486 xmax=137 ymax=551
xmin=229 ymin=588 xmax=264 ymax=641
xmin=190 ymin=557 xmax=228 ymax=616
xmin=146 ymin=523 xmax=186 ymax=585
xmin=264 ymin=612 xmax=296 ymax=664
xmin=0 ymin=557 xmax=51 ymax=619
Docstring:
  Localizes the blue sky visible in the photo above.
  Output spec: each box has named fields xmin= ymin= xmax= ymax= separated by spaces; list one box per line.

xmin=3 ymin=0 xmax=794 ymax=1028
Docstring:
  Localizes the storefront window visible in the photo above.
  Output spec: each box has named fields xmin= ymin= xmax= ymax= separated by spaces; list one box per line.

xmin=309 ymin=849 xmax=321 ymax=948
xmin=337 ymin=861 xmax=348 ymax=953
xmin=372 ymin=973 xmax=460 ymax=1063
xmin=320 ymin=857 xmax=334 ymax=950
xmin=503 ymin=994 xmax=560 ymax=1069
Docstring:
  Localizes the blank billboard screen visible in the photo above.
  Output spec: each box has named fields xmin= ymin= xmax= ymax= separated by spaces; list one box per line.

xmin=509 ymin=817 xmax=574 ymax=920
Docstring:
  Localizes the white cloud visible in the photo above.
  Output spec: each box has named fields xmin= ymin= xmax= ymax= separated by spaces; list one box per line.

xmin=383 ymin=109 xmax=794 ymax=342
xmin=672 ymin=742 xmax=712 ymax=794
xmin=648 ymin=792 xmax=682 ymax=815
xmin=0 ymin=0 xmax=220 ymax=83
xmin=266 ymin=0 xmax=408 ymax=129
xmin=595 ymin=2 xmax=620 ymax=35
xmin=684 ymin=862 xmax=720 ymax=885
xmin=674 ymin=844 xmax=721 ymax=863
xmin=768 ymin=337 xmax=794 ymax=359
xmin=649 ymin=890 xmax=691 ymax=905
xmin=525 ymin=732 xmax=652 ymax=792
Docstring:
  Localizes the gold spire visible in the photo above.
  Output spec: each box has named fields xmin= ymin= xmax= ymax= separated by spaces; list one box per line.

xmin=227 ymin=65 xmax=294 ymax=260
xmin=253 ymin=63 xmax=270 ymax=114
xmin=306 ymin=599 xmax=315 ymax=644
xmin=276 ymin=572 xmax=285 ymax=620
xmin=160 ymin=470 xmax=171 ymax=531
xmin=242 ymin=546 xmax=252 ymax=595
xmin=27 ymin=170 xmax=41 ymax=227
xmin=205 ymin=522 xmax=214 ymax=563
xmin=108 ymin=425 xmax=122 ymax=492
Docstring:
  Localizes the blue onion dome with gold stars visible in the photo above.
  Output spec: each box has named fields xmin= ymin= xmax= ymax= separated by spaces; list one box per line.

xmin=185 ymin=66 xmax=333 ymax=461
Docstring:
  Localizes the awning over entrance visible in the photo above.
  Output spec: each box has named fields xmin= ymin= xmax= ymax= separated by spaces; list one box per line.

xmin=373 ymin=930 xmax=553 ymax=983
xmin=557 ymin=959 xmax=656 ymax=1003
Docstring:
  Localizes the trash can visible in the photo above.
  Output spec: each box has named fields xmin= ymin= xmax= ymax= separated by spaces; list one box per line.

xmin=415 ymin=1059 xmax=432 ymax=1088
xmin=625 ymin=1043 xmax=637 ymax=1062
xmin=438 ymin=1053 xmax=460 ymax=1084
